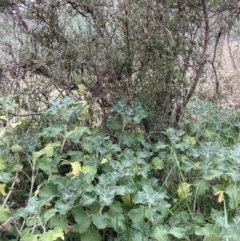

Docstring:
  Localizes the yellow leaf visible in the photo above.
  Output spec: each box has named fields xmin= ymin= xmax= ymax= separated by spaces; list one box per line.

xmin=0 ymin=116 xmax=7 ymax=121
xmin=100 ymin=158 xmax=108 ymax=164
xmin=71 ymin=162 xmax=82 ymax=176
xmin=177 ymin=182 xmax=191 ymax=199
xmin=0 ymin=183 xmax=7 ymax=196
xmin=183 ymin=135 xmax=197 ymax=146
xmin=194 ymin=162 xmax=200 ymax=170
xmin=44 ymin=202 xmax=52 ymax=208
xmin=78 ymin=84 xmax=86 ymax=94
xmin=34 ymin=184 xmax=43 ymax=196
xmin=121 ymin=194 xmax=132 ymax=206
xmin=213 ymin=191 xmax=224 ymax=203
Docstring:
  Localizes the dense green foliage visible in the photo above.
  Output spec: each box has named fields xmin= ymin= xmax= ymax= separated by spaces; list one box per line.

xmin=1 ymin=96 xmax=240 ymax=241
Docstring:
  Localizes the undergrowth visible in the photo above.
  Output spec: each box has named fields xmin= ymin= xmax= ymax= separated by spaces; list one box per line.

xmin=1 ymin=96 xmax=240 ymax=241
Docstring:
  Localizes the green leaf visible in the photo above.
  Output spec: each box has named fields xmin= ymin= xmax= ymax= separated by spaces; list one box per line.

xmin=0 ymin=172 xmax=12 ymax=183
xmin=151 ymin=157 xmax=164 ymax=170
xmin=68 ymin=126 xmax=90 ymax=143
xmin=225 ymin=184 xmax=240 ymax=209
xmin=73 ymin=73 xmax=83 ymax=83
xmin=80 ymin=193 xmax=97 ymax=206
xmin=39 ymin=126 xmax=64 ymax=138
xmin=128 ymin=206 xmax=145 ymax=223
xmin=38 ymin=184 xmax=58 ymax=201
xmin=55 ymin=200 xmax=72 ymax=215
xmin=49 ymin=215 xmax=68 ymax=230
xmin=106 ymin=117 xmax=122 ymax=130
xmin=39 ymin=227 xmax=64 ymax=241
xmin=0 ymin=159 xmax=6 ymax=170
xmin=21 ymin=233 xmax=38 ymax=241
xmin=72 ymin=206 xmax=91 ymax=234
xmin=119 ymin=132 xmax=135 ymax=147
xmin=169 ymin=227 xmax=186 ymax=239
xmin=92 ymin=213 xmax=109 ymax=229
xmin=43 ymin=209 xmax=57 ymax=224
xmin=193 ymin=179 xmax=209 ymax=196
xmin=80 ymin=230 xmax=102 ymax=241
xmin=153 ymin=226 xmax=169 ymax=241
xmin=152 ymin=141 xmax=167 ymax=151
xmin=0 ymin=208 xmax=11 ymax=223
xmin=204 ymin=170 xmax=224 ymax=180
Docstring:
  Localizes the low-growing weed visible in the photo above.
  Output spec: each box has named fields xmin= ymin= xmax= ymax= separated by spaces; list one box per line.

xmin=0 ymin=96 xmax=240 ymax=241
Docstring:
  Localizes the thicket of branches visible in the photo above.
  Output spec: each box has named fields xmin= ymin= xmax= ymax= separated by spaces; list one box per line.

xmin=0 ymin=0 xmax=240 ymax=133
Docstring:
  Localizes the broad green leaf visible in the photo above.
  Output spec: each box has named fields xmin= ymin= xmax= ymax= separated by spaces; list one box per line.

xmin=169 ymin=227 xmax=186 ymax=239
xmin=55 ymin=200 xmax=72 ymax=215
xmin=39 ymin=126 xmax=64 ymax=138
xmin=43 ymin=142 xmax=61 ymax=157
xmin=153 ymin=227 xmax=169 ymax=241
xmin=38 ymin=184 xmax=58 ymax=201
xmin=0 ymin=159 xmax=6 ymax=170
xmin=128 ymin=206 xmax=145 ymax=223
xmin=177 ymin=182 xmax=191 ymax=199
xmin=0 ymin=172 xmax=12 ymax=183
xmin=0 ymin=183 xmax=7 ymax=195
xmin=0 ymin=208 xmax=11 ymax=223
xmin=67 ymin=126 xmax=90 ymax=143
xmin=39 ymin=227 xmax=64 ymax=241
xmin=43 ymin=209 xmax=57 ymax=224
xmin=225 ymin=184 xmax=240 ymax=209
xmin=152 ymin=141 xmax=167 ymax=151
xmin=151 ymin=157 xmax=164 ymax=170
xmin=80 ymin=193 xmax=97 ymax=206
xmin=92 ymin=213 xmax=109 ymax=229
xmin=80 ymin=230 xmax=102 ymax=241
xmin=204 ymin=170 xmax=224 ymax=180
xmin=193 ymin=179 xmax=209 ymax=196
xmin=119 ymin=132 xmax=135 ymax=147
xmin=72 ymin=206 xmax=91 ymax=232
xmin=21 ymin=234 xmax=38 ymax=241
xmin=49 ymin=215 xmax=68 ymax=230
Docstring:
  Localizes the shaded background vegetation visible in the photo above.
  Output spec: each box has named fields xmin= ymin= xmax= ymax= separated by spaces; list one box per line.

xmin=0 ymin=0 xmax=240 ymax=134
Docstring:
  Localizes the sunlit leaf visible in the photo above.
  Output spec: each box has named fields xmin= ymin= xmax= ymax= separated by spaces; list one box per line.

xmin=151 ymin=157 xmax=164 ymax=170
xmin=153 ymin=226 xmax=169 ymax=241
xmin=39 ymin=227 xmax=64 ymax=241
xmin=183 ymin=135 xmax=197 ymax=146
xmin=0 ymin=159 xmax=6 ymax=170
xmin=213 ymin=191 xmax=224 ymax=203
xmin=177 ymin=182 xmax=191 ymax=199
xmin=100 ymin=158 xmax=108 ymax=164
xmin=0 ymin=183 xmax=7 ymax=195
xmin=0 ymin=208 xmax=10 ymax=223
xmin=169 ymin=227 xmax=186 ymax=239
xmin=70 ymin=161 xmax=82 ymax=176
